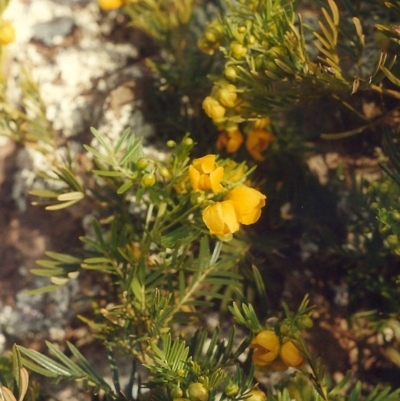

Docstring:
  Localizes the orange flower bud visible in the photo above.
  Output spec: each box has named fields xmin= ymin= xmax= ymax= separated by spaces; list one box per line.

xmin=202 ymin=201 xmax=240 ymax=236
xmin=216 ymin=130 xmax=244 ymax=153
xmin=202 ymin=96 xmax=226 ymax=120
xmin=279 ymin=341 xmax=305 ymax=368
xmin=250 ymin=330 xmax=280 ymax=366
xmin=188 ymin=155 xmax=224 ymax=193
xmin=225 ymin=186 xmax=266 ymax=225
xmin=245 ymin=129 xmax=275 ymax=161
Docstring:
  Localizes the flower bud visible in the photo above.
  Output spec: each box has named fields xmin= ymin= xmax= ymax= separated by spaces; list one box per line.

xmin=171 ymin=387 xmax=183 ymax=398
xmin=159 ymin=167 xmax=171 ymax=179
xmin=188 ymin=383 xmax=209 ymax=401
xmin=279 ymin=341 xmax=304 ymax=368
xmin=183 ymin=137 xmax=194 ymax=146
xmin=142 ymin=173 xmax=156 ymax=187
xmin=202 ymin=97 xmax=226 ymax=120
xmin=137 ymin=158 xmax=149 ymax=170
xmin=230 ymin=41 xmax=247 ymax=58
xmin=387 ymin=234 xmax=399 ymax=246
xmin=297 ymin=315 xmax=313 ymax=329
xmin=224 ymin=383 xmax=239 ymax=397
xmin=246 ymin=389 xmax=267 ymax=401
xmin=217 ymin=84 xmax=238 ymax=108
xmin=392 ymin=210 xmax=400 ymax=221
xmin=225 ymin=66 xmax=238 ymax=80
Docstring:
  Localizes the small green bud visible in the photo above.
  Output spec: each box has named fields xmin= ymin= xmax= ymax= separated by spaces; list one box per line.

xmin=171 ymin=387 xmax=184 ymax=399
xmin=176 ymin=368 xmax=185 ymax=377
xmin=248 ymin=35 xmax=256 ymax=45
xmin=370 ymin=202 xmax=379 ymax=210
xmin=393 ymin=245 xmax=400 ymax=257
xmin=190 ymin=191 xmax=206 ymax=205
xmin=280 ymin=323 xmax=290 ymax=334
xmin=224 ymin=383 xmax=239 ymax=397
xmin=159 ymin=167 xmax=171 ymax=179
xmin=297 ymin=315 xmax=313 ymax=329
xmin=387 ymin=234 xmax=399 ymax=246
xmin=379 ymin=225 xmax=390 ymax=234
xmin=392 ymin=210 xmax=400 ymax=221
xmin=380 ymin=182 xmax=389 ymax=193
xmin=142 ymin=173 xmax=156 ymax=187
xmin=183 ymin=137 xmax=194 ymax=146
xmin=137 ymin=158 xmax=149 ymax=170
xmin=225 ymin=66 xmax=238 ymax=80
xmin=188 ymin=383 xmax=209 ymax=401
xmin=167 ymin=140 xmax=177 ymax=148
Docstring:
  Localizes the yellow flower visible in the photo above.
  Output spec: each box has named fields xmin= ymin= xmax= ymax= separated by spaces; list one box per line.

xmin=189 ymin=154 xmax=224 ymax=193
xmin=202 ymin=201 xmax=240 ymax=236
xmin=216 ymin=130 xmax=244 ymax=153
xmin=0 ymin=21 xmax=15 ymax=46
xmin=246 ymin=389 xmax=267 ymax=401
xmin=217 ymin=84 xmax=238 ymax=108
xmin=250 ymin=330 xmax=280 ymax=366
xmin=225 ymin=186 xmax=266 ymax=225
xmin=245 ymin=129 xmax=275 ymax=161
xmin=98 ymin=0 xmax=124 ymax=10
xmin=280 ymin=341 xmax=305 ymax=368
xmin=202 ymin=96 xmax=226 ymax=120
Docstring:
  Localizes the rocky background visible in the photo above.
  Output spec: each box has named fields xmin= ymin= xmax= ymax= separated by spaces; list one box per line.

xmin=0 ymin=1 xmax=159 ymax=398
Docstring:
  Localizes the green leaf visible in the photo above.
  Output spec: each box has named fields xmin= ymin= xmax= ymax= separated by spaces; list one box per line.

xmin=57 ymin=191 xmax=85 ymax=202
xmin=117 ymin=180 xmax=135 ymax=194
xmin=352 ymin=17 xmax=364 ymax=47
xmin=45 ymin=342 xmax=86 ymax=377
xmin=114 ymin=127 xmax=132 ymax=153
xmin=29 ymin=189 xmax=59 ymax=198
xmin=53 ymin=167 xmax=83 ymax=192
xmin=45 ymin=199 xmax=81 ymax=210
xmin=92 ymin=170 xmax=124 ymax=177
xmin=17 ymin=347 xmax=72 ymax=377
xmin=66 ymin=342 xmax=111 ymax=389
xmin=22 ymin=284 xmax=61 ymax=295
xmin=90 ymin=127 xmax=112 ymax=154
xmin=381 ymin=65 xmax=400 ymax=87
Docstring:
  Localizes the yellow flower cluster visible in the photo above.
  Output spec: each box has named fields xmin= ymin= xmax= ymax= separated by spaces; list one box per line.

xmin=202 ymin=83 xmax=239 ymax=124
xmin=250 ymin=330 xmax=305 ymax=371
xmin=188 ymin=155 xmax=266 ymax=238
